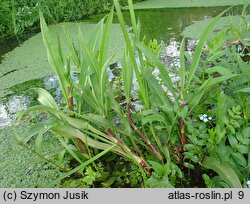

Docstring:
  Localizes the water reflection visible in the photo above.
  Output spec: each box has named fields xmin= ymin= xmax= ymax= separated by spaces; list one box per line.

xmin=88 ymin=6 xmax=245 ymax=42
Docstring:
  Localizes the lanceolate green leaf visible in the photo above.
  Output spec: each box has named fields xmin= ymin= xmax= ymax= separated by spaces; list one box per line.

xmin=128 ymin=0 xmax=139 ymax=38
xmin=30 ymin=105 xmax=113 ymax=140
xmin=33 ymin=88 xmax=59 ymax=110
xmin=122 ymin=49 xmax=134 ymax=102
xmin=113 ymin=0 xmax=148 ymax=107
xmin=142 ymin=114 xmax=166 ymax=125
xmin=80 ymin=87 xmax=102 ymax=113
xmin=235 ymin=87 xmax=250 ymax=93
xmin=50 ymin=144 xmax=117 ymax=187
xmin=186 ymin=7 xmax=233 ymax=88
xmin=135 ymin=39 xmax=177 ymax=101
xmin=199 ymin=74 xmax=239 ymax=90
xmin=232 ymin=152 xmax=247 ymax=167
xmin=180 ymin=38 xmax=186 ymax=100
xmin=63 ymin=26 xmax=80 ymax=67
xmin=78 ymin=28 xmax=99 ymax=74
xmin=56 ymin=136 xmax=87 ymax=163
xmin=202 ymin=156 xmax=242 ymax=188
xmin=98 ymin=7 xmax=114 ymax=69
xmin=189 ymin=74 xmax=239 ymax=112
xmin=88 ymin=18 xmax=104 ymax=53
xmin=78 ymin=28 xmax=101 ymax=109
xmin=39 ymin=11 xmax=68 ymax=103
xmin=205 ymin=66 xmax=232 ymax=76
xmin=144 ymin=69 xmax=174 ymax=120
xmin=51 ymin=125 xmax=123 ymax=155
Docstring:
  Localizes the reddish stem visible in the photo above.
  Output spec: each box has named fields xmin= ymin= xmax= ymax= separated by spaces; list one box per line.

xmin=105 ymin=128 xmax=152 ymax=174
xmin=67 ymin=86 xmax=74 ymax=112
xmin=180 ymin=118 xmax=187 ymax=145
xmin=67 ymin=86 xmax=88 ymax=157
xmin=127 ymin=105 xmax=162 ymax=160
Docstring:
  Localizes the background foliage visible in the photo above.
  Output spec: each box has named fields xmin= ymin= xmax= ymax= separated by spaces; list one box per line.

xmin=0 ymin=0 xmax=144 ymax=39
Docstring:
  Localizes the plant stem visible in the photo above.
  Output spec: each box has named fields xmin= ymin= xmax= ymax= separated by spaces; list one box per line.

xmin=66 ymin=86 xmax=88 ymax=157
xmin=180 ymin=118 xmax=187 ymax=145
xmin=67 ymin=86 xmax=74 ymax=112
xmin=245 ymin=82 xmax=249 ymax=127
xmin=127 ymin=105 xmax=163 ymax=161
xmin=105 ymin=128 xmax=152 ymax=174
xmin=179 ymin=100 xmax=187 ymax=147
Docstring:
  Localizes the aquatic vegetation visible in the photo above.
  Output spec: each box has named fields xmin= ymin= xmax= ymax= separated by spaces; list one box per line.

xmin=4 ymin=0 xmax=250 ymax=188
xmin=182 ymin=15 xmax=250 ymax=39
xmin=0 ymin=125 xmax=63 ymax=187
xmin=129 ymin=0 xmax=248 ymax=9
xmin=0 ymin=22 xmax=124 ymax=98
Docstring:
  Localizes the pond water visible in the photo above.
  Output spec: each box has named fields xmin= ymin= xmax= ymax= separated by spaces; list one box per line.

xmin=88 ymin=6 xmax=245 ymax=41
xmin=0 ymin=6 xmax=246 ymax=128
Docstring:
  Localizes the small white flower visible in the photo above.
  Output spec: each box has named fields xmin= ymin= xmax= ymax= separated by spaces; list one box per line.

xmin=208 ymin=117 xmax=212 ymax=120
xmin=203 ymin=118 xmax=208 ymax=123
xmin=199 ymin=115 xmax=204 ymax=121
xmin=203 ymin=114 xmax=207 ymax=118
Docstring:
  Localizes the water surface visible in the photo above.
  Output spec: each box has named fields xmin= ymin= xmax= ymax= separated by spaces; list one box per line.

xmin=87 ymin=6 xmax=245 ymax=42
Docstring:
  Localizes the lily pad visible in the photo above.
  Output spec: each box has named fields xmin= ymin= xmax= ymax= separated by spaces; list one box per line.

xmin=0 ymin=22 xmax=124 ymax=98
xmin=182 ymin=15 xmax=250 ymax=39
xmin=128 ymin=0 xmax=248 ymax=9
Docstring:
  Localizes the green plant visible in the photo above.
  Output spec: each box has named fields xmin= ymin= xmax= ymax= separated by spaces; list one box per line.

xmin=21 ymin=4 xmax=151 ymax=186
xmin=20 ymin=0 xmax=249 ymax=188
xmin=0 ymin=0 xmax=145 ymax=39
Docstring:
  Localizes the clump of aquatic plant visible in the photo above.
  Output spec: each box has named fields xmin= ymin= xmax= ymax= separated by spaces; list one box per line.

xmin=20 ymin=0 xmax=249 ymax=188
xmin=20 ymin=3 xmax=152 ymax=185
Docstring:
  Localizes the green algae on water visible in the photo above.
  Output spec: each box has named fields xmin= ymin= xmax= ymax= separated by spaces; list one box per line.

xmin=0 ymin=125 xmax=63 ymax=187
xmin=128 ymin=0 xmax=248 ymax=9
xmin=0 ymin=22 xmax=124 ymax=98
xmin=182 ymin=15 xmax=250 ymax=39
